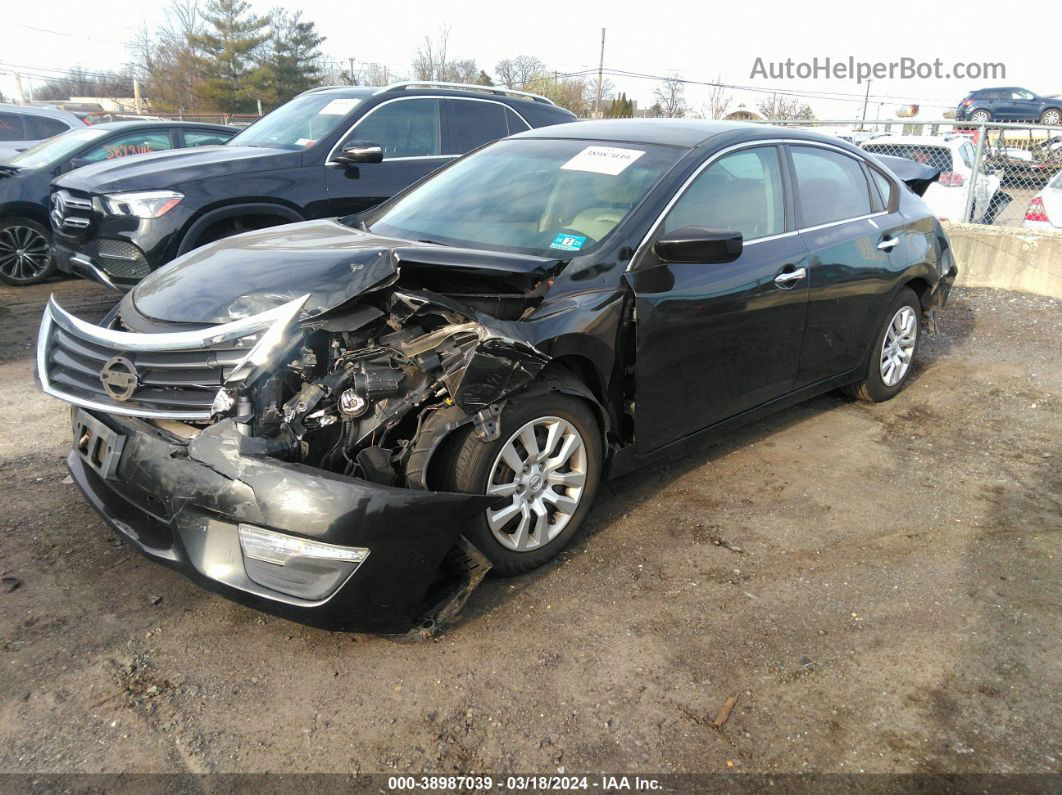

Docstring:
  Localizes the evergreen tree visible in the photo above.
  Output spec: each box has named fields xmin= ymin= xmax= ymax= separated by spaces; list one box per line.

xmin=191 ymin=0 xmax=270 ymax=112
xmin=261 ymin=10 xmax=325 ymax=106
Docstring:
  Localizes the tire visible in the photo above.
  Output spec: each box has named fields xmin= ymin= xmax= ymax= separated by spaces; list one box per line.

xmin=0 ymin=217 xmax=55 ymax=286
xmin=435 ymin=393 xmax=603 ymax=575
xmin=970 ymin=109 xmax=991 ymax=123
xmin=844 ymin=288 xmax=922 ymax=402
xmin=1039 ymin=108 xmax=1061 ymax=127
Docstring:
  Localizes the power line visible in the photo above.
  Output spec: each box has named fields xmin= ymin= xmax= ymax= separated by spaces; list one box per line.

xmin=0 ymin=20 xmax=130 ymax=47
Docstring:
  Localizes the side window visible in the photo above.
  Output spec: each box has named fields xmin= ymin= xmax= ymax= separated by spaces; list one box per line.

xmin=663 ymin=146 xmax=785 ymax=241
xmin=184 ymin=129 xmax=234 ymax=147
xmin=505 ymin=108 xmax=530 ymax=134
xmin=446 ymin=100 xmax=510 ymax=154
xmin=0 ymin=112 xmax=26 ymax=141
xmin=870 ymin=169 xmax=894 ymax=209
xmin=81 ymin=130 xmax=173 ymax=162
xmin=790 ymin=146 xmax=872 ymax=227
xmin=1015 ymin=90 xmax=1035 ymax=101
xmin=351 ymin=99 xmax=442 ymax=158
xmin=23 ymin=115 xmax=71 ymax=139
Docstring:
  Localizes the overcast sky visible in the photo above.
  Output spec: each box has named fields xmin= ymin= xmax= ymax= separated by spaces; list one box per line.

xmin=2 ymin=0 xmax=1060 ymax=119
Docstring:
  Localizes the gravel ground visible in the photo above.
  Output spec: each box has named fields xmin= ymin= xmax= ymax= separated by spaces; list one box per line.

xmin=0 ymin=279 xmax=1059 ymax=776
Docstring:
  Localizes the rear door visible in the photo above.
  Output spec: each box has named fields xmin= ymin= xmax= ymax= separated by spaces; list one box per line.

xmin=323 ymin=97 xmax=448 ymax=217
xmin=787 ymin=144 xmax=906 ymax=386
xmin=629 ymin=144 xmax=810 ymax=450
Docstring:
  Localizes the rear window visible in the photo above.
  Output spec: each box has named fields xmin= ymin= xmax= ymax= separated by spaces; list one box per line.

xmin=23 ymin=115 xmax=71 ymax=139
xmin=864 ymin=144 xmax=953 ymax=173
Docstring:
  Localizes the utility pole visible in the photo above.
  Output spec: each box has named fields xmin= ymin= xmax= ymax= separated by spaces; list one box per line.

xmin=860 ymin=80 xmax=871 ymax=129
xmin=594 ymin=27 xmax=606 ymax=118
xmin=133 ymin=79 xmax=143 ymax=115
xmin=14 ymin=72 xmax=25 ymax=105
xmin=349 ymin=57 xmax=356 ymax=85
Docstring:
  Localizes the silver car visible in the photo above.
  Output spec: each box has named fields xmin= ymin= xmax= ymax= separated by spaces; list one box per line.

xmin=0 ymin=104 xmax=85 ymax=160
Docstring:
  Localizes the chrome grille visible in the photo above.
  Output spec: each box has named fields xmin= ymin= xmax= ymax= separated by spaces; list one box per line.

xmin=50 ymin=189 xmax=93 ymax=233
xmin=37 ymin=295 xmax=309 ymax=420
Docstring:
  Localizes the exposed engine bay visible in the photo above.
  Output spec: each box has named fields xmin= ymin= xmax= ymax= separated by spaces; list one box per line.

xmin=219 ymin=285 xmax=552 ymax=490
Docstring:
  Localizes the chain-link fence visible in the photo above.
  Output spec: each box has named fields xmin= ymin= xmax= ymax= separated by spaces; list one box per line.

xmin=87 ymin=112 xmax=261 ymax=127
xmin=759 ymin=119 xmax=1062 ymax=230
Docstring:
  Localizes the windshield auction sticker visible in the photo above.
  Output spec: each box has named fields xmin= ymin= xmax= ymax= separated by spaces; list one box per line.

xmin=561 ymin=146 xmax=645 ymax=175
xmin=550 ymin=233 xmax=587 ymax=252
xmin=317 ymin=98 xmax=361 ymax=115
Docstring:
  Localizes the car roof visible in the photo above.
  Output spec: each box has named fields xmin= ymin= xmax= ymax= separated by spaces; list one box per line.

xmin=87 ymin=120 xmax=233 ymax=131
xmin=514 ymin=118 xmax=868 ymax=149
xmin=863 ymin=135 xmax=961 ymax=148
xmin=0 ymin=103 xmax=81 ymax=122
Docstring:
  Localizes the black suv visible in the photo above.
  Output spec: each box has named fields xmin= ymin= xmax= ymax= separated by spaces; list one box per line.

xmin=50 ymin=83 xmax=576 ymax=290
xmin=0 ymin=121 xmax=234 ymax=285
xmin=956 ymin=87 xmax=1062 ymax=125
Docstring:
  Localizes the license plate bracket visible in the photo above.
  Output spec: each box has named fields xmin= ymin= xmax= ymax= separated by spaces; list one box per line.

xmin=74 ymin=409 xmax=126 ymax=480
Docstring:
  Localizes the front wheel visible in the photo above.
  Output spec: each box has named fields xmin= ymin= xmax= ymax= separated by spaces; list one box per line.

xmin=844 ymin=288 xmax=922 ymax=402
xmin=0 ymin=217 xmax=55 ymax=286
xmin=1039 ymin=108 xmax=1061 ymax=126
xmin=970 ymin=109 xmax=992 ymax=123
xmin=436 ymin=393 xmax=602 ymax=575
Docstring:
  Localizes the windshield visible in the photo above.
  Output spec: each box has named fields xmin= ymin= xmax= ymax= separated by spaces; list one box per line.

xmin=229 ymin=93 xmax=363 ymax=150
xmin=367 ymin=138 xmax=684 ymax=257
xmin=6 ymin=127 xmax=109 ymax=168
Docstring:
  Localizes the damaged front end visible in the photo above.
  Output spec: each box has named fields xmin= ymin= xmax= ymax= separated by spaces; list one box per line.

xmin=37 ymin=230 xmax=564 ymax=634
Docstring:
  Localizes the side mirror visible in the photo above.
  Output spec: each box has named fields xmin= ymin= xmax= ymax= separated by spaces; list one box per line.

xmin=335 ymin=140 xmax=384 ymax=165
xmin=654 ymin=226 xmax=743 ymax=264
xmin=66 ymin=157 xmax=91 ymax=172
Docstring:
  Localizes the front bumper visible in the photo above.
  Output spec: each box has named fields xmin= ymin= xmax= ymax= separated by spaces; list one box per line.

xmin=54 ymin=240 xmax=150 ymax=292
xmin=68 ymin=410 xmax=494 ymax=634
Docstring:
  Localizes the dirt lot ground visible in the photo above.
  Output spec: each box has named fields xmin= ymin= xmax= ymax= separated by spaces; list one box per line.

xmin=0 ymin=279 xmax=1058 ymax=777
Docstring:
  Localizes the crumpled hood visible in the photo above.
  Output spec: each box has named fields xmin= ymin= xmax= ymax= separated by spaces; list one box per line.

xmin=129 ymin=219 xmax=560 ymax=325
xmin=53 ymin=145 xmax=300 ymax=193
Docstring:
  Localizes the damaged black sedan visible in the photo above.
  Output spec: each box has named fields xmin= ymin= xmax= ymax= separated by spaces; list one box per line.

xmin=37 ymin=120 xmax=957 ymax=634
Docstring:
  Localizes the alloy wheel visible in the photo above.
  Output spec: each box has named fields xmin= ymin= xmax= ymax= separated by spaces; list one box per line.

xmin=0 ymin=225 xmax=51 ymax=283
xmin=880 ymin=306 xmax=918 ymax=387
xmin=1041 ymin=109 xmax=1061 ymax=126
xmin=485 ymin=416 xmax=588 ymax=552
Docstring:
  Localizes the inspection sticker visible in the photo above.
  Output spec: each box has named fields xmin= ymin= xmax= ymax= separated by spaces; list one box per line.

xmin=561 ymin=145 xmax=645 ymax=175
xmin=317 ymin=98 xmax=361 ymax=115
xmin=550 ymin=233 xmax=587 ymax=252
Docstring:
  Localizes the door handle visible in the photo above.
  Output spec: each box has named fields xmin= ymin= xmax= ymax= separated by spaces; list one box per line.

xmin=774 ymin=267 xmax=807 ymax=287
xmin=877 ymin=236 xmax=900 ymax=251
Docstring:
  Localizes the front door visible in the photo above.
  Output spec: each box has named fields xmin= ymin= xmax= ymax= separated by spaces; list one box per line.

xmin=628 ymin=145 xmax=810 ymax=452
xmin=323 ymin=97 xmax=451 ymax=218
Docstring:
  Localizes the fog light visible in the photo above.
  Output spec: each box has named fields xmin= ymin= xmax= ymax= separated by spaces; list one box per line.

xmin=238 ymin=524 xmax=369 ymax=601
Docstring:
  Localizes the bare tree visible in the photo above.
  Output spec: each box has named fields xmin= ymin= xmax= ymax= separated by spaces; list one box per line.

xmin=756 ymin=92 xmax=815 ymax=120
xmin=495 ymin=55 xmax=545 ymax=89
xmin=652 ymin=76 xmax=687 ymax=118
xmin=411 ymin=26 xmax=450 ymax=81
xmin=706 ymin=77 xmax=732 ymax=119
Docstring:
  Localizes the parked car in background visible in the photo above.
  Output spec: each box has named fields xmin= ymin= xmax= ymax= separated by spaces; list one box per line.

xmin=862 ymin=135 xmax=1007 ymax=223
xmin=36 ymin=120 xmax=956 ymax=632
xmin=0 ymin=121 xmax=235 ymax=285
xmin=955 ymin=87 xmax=1062 ymax=125
xmin=0 ymin=104 xmax=86 ymax=160
xmin=1023 ymin=170 xmax=1062 ymax=229
xmin=986 ymin=135 xmax=1062 ymax=188
xmin=49 ymin=82 xmax=577 ymax=291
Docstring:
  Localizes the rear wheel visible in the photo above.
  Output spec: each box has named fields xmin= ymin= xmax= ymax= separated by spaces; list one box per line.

xmin=970 ymin=109 xmax=992 ymax=123
xmin=844 ymin=288 xmax=922 ymax=402
xmin=0 ymin=217 xmax=54 ymax=286
xmin=1039 ymin=108 xmax=1061 ymax=126
xmin=435 ymin=393 xmax=602 ymax=575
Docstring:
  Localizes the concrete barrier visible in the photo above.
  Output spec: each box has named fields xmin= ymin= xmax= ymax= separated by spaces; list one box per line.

xmin=942 ymin=221 xmax=1062 ymax=299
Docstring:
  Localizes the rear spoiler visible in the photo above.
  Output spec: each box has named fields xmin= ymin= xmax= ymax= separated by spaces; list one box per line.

xmin=869 ymin=153 xmax=941 ymax=197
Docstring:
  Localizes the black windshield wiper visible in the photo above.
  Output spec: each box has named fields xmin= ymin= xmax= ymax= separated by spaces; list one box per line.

xmin=416 ymin=238 xmax=449 ymax=246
